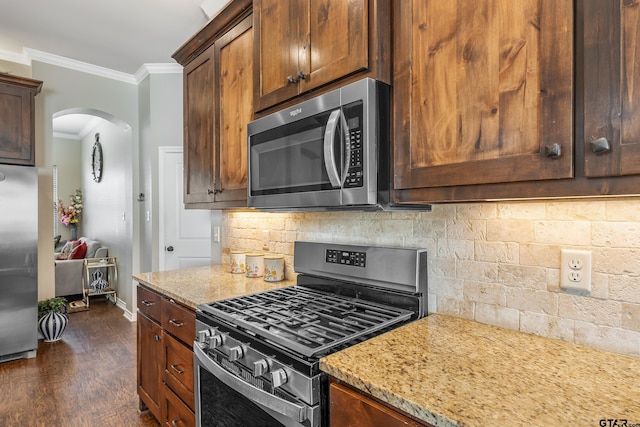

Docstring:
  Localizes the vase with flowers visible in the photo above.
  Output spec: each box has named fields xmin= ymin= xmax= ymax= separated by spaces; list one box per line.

xmin=58 ymin=189 xmax=83 ymax=240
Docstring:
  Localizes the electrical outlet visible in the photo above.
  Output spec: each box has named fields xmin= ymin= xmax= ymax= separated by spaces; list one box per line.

xmin=262 ymin=230 xmax=269 ymax=250
xmin=561 ymin=249 xmax=592 ymax=292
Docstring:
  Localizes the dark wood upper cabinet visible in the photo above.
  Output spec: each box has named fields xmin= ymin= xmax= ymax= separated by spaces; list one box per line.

xmin=583 ymin=0 xmax=640 ymax=178
xmin=182 ymin=45 xmax=216 ymax=205
xmin=0 ymin=74 xmax=42 ymax=166
xmin=253 ymin=0 xmax=390 ymax=112
xmin=173 ymin=0 xmax=253 ymax=208
xmin=392 ymin=1 xmax=574 ymax=199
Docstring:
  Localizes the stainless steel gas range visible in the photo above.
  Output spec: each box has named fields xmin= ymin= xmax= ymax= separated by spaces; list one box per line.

xmin=194 ymin=241 xmax=428 ymax=427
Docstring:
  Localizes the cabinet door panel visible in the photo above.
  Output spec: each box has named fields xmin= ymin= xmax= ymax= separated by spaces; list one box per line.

xmin=330 ymin=382 xmax=429 ymax=427
xmin=254 ymin=0 xmax=300 ymax=109
xmin=302 ymin=0 xmax=368 ymax=92
xmin=216 ymin=17 xmax=253 ymax=202
xmin=584 ymin=0 xmax=640 ymax=177
xmin=137 ymin=313 xmax=163 ymax=422
xmin=393 ymin=0 xmax=573 ymax=190
xmin=0 ymin=76 xmax=41 ymax=166
xmin=183 ymin=46 xmax=216 ymax=204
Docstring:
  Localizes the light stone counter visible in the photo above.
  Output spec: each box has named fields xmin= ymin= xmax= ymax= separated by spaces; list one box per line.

xmin=133 ymin=265 xmax=296 ymax=310
xmin=320 ymin=313 xmax=640 ymax=427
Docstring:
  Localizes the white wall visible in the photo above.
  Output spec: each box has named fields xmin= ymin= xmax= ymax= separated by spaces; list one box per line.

xmin=81 ymin=121 xmax=133 ymax=309
xmin=52 ymin=137 xmax=82 ymax=241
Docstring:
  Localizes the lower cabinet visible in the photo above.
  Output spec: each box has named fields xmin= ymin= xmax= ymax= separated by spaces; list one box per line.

xmin=330 ymin=379 xmax=434 ymax=427
xmin=137 ymin=284 xmax=196 ymax=427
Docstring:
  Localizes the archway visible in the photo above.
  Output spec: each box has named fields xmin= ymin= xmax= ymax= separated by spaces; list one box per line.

xmin=52 ymin=108 xmax=134 ymax=315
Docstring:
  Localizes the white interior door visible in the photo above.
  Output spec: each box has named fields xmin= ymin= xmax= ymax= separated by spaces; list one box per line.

xmin=159 ymin=147 xmax=211 ymax=271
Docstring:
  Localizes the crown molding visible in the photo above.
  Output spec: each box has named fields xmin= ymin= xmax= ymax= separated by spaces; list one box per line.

xmin=1 ymin=48 xmax=183 ymax=85
xmin=26 ymin=48 xmax=138 ymax=84
xmin=0 ymin=47 xmax=30 ymax=66
xmin=135 ymin=63 xmax=183 ymax=84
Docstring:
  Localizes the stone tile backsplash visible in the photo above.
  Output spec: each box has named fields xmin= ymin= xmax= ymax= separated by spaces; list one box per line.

xmin=222 ymin=198 xmax=640 ymax=358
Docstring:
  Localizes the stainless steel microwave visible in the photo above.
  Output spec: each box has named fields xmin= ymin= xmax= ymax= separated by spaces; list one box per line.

xmin=247 ymin=78 xmax=392 ymax=211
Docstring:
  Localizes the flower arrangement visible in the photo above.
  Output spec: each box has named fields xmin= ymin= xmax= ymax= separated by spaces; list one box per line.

xmin=58 ymin=189 xmax=83 ymax=226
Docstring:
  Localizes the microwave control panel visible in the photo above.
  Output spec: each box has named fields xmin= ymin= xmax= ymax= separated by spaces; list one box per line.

xmin=344 ymin=108 xmax=364 ymax=188
xmin=326 ymin=249 xmax=366 ymax=268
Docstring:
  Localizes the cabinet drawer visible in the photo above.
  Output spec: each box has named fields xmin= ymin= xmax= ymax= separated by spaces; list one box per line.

xmin=164 ymin=384 xmax=195 ymax=427
xmin=162 ymin=298 xmax=196 ymax=346
xmin=163 ymin=332 xmax=194 ymax=410
xmin=137 ymin=285 xmax=162 ymax=322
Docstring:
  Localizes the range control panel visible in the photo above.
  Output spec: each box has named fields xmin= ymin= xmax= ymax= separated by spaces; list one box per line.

xmin=326 ymin=249 xmax=366 ymax=267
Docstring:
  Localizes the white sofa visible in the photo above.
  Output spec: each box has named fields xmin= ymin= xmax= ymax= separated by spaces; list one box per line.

xmin=54 ymin=237 xmax=108 ymax=297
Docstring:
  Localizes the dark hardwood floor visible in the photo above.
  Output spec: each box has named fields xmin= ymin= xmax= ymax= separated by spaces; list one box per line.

xmin=0 ymin=298 xmax=160 ymax=427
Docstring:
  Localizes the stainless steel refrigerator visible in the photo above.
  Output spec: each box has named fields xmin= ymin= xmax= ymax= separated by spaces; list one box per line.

xmin=0 ymin=164 xmax=38 ymax=362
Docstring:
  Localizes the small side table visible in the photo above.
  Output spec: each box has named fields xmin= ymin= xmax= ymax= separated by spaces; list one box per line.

xmin=83 ymin=257 xmax=118 ymax=308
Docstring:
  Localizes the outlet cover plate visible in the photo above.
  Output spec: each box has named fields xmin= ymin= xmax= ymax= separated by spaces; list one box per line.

xmin=560 ymin=249 xmax=592 ymax=292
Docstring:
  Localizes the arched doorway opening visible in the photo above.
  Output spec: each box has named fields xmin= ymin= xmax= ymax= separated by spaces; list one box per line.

xmin=52 ymin=108 xmax=133 ymax=315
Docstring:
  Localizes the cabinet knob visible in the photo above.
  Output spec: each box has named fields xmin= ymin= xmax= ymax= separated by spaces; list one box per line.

xmin=545 ymin=143 xmax=562 ymax=158
xmin=154 ymin=335 xmax=161 ymax=341
xmin=297 ymin=71 xmax=307 ymax=81
xmin=286 ymin=75 xmax=298 ymax=84
xmin=590 ymin=137 xmax=611 ymax=154
xmin=207 ymin=189 xmax=214 ymax=195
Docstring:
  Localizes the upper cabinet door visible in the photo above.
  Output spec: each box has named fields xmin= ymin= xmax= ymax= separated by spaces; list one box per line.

xmin=0 ymin=75 xmax=42 ymax=166
xmin=214 ymin=16 xmax=253 ymax=204
xmin=183 ymin=45 xmax=216 ymax=205
xmin=253 ymin=0 xmax=302 ymax=110
xmin=254 ymin=0 xmax=386 ymax=112
xmin=393 ymin=1 xmax=574 ymax=192
xmin=299 ymin=0 xmax=368 ymax=92
xmin=583 ymin=0 xmax=640 ymax=177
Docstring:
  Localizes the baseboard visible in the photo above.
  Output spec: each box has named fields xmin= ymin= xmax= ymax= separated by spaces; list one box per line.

xmin=116 ymin=296 xmax=136 ymax=322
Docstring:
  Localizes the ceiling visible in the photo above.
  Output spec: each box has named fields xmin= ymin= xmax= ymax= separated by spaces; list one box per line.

xmin=0 ymin=0 xmax=231 ymax=75
xmin=0 ymin=0 xmax=231 ymax=138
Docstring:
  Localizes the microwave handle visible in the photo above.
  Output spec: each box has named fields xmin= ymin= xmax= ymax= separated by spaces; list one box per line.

xmin=324 ymin=109 xmax=350 ymax=188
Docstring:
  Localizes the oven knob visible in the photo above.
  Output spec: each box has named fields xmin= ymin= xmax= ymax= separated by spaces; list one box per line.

xmin=208 ymin=334 xmax=223 ymax=349
xmin=228 ymin=346 xmax=244 ymax=362
xmin=271 ymin=368 xmax=288 ymax=388
xmin=196 ymin=329 xmax=211 ymax=344
xmin=253 ymin=359 xmax=270 ymax=377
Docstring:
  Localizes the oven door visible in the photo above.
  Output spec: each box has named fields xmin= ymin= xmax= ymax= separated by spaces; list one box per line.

xmin=194 ymin=344 xmax=319 ymax=427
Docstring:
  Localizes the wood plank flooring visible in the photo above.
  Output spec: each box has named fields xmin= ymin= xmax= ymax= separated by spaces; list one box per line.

xmin=0 ymin=298 xmax=160 ymax=427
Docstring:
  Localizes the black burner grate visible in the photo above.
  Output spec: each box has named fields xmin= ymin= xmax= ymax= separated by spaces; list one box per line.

xmin=201 ymin=286 xmax=413 ymax=358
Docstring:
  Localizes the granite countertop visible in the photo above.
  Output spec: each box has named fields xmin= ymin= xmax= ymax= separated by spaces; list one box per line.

xmin=320 ymin=313 xmax=640 ymax=427
xmin=133 ymin=265 xmax=296 ymax=310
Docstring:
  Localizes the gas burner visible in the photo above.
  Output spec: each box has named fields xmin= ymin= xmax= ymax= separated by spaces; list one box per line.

xmin=201 ymin=286 xmax=415 ymax=358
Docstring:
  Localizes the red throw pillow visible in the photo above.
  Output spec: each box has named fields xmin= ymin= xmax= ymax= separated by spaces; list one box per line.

xmin=70 ymin=242 xmax=87 ymax=259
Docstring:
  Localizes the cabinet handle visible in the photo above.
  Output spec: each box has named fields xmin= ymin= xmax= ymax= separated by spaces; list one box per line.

xmin=545 ymin=143 xmax=562 ymax=158
xmin=590 ymin=137 xmax=611 ymax=154
xmin=207 ymin=189 xmax=214 ymax=195
xmin=169 ymin=319 xmax=185 ymax=327
xmin=297 ymin=71 xmax=307 ymax=80
xmin=170 ymin=364 xmax=185 ymax=374
xmin=141 ymin=300 xmax=155 ymax=307
xmin=154 ymin=335 xmax=161 ymax=341
xmin=171 ymin=419 xmax=183 ymax=427
xmin=286 ymin=75 xmax=298 ymax=84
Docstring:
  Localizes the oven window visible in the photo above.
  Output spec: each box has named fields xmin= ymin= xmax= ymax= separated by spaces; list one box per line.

xmin=198 ymin=366 xmax=284 ymax=427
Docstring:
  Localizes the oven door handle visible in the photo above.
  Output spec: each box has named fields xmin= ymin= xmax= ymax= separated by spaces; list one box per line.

xmin=194 ymin=343 xmax=309 ymax=423
xmin=324 ymin=109 xmax=349 ymax=189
